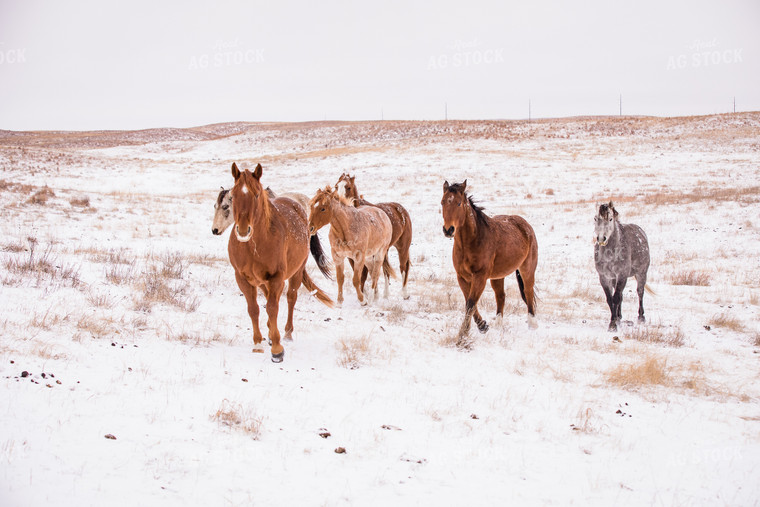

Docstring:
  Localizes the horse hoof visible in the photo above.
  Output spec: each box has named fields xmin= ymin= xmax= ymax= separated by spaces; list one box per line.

xmin=477 ymin=320 xmax=489 ymax=333
xmin=638 ymin=316 xmax=646 ymax=324
xmin=271 ymin=351 xmax=284 ymax=363
xmin=608 ymin=323 xmax=618 ymax=332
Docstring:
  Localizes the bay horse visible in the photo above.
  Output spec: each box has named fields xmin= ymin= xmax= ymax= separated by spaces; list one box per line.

xmin=308 ymin=186 xmax=394 ymax=306
xmin=227 ymin=162 xmax=333 ymax=362
xmin=593 ymin=201 xmax=651 ymax=331
xmin=441 ymin=180 xmax=538 ymax=337
xmin=335 ymin=173 xmax=413 ymax=299
xmin=213 ymin=186 xmax=332 ymax=279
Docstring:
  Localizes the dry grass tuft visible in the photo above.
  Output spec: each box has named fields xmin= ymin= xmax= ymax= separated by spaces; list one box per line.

xmin=76 ymin=314 xmax=115 ymax=339
xmin=30 ymin=308 xmax=71 ymax=329
xmin=3 ymin=237 xmax=80 ymax=288
xmin=336 ymin=334 xmax=374 ymax=369
xmin=105 ymin=262 xmax=137 ymax=285
xmin=133 ymin=268 xmax=199 ymax=313
xmin=571 ymin=407 xmax=603 ymax=434
xmin=626 ymin=325 xmax=685 ymax=348
xmin=27 ymin=186 xmax=55 ymax=204
xmin=708 ymin=312 xmax=745 ymax=333
xmin=439 ymin=330 xmax=475 ymax=351
xmin=211 ymin=400 xmax=262 ymax=439
xmin=670 ymin=269 xmax=710 ymax=286
xmin=2 ymin=240 xmax=25 ymax=253
xmin=69 ymin=195 xmax=91 ymax=208
xmin=606 ymin=355 xmax=669 ymax=388
xmin=752 ymin=333 xmax=760 ymax=347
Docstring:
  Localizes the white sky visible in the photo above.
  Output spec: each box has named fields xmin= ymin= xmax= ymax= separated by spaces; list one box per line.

xmin=1 ymin=0 xmax=758 ymax=130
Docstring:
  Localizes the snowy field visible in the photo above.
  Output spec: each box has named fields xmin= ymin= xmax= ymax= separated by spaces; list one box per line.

xmin=1 ymin=115 xmax=759 ymax=505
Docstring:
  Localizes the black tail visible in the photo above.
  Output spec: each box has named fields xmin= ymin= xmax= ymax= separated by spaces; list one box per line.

xmin=310 ymin=234 xmax=333 ymax=280
xmin=515 ymin=270 xmax=527 ymax=304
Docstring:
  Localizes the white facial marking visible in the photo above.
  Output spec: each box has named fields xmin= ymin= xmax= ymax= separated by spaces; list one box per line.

xmin=242 ymin=185 xmax=249 ymax=195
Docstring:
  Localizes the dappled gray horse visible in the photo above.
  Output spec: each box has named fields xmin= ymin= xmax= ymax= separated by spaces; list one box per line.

xmin=594 ymin=202 xmax=650 ymax=331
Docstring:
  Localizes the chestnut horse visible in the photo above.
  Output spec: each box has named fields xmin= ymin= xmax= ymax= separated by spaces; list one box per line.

xmin=441 ymin=180 xmax=538 ymax=337
xmin=308 ymin=186 xmax=394 ymax=306
xmin=335 ymin=173 xmax=413 ymax=299
xmin=228 ymin=162 xmax=333 ymax=362
xmin=213 ymin=186 xmax=332 ymax=279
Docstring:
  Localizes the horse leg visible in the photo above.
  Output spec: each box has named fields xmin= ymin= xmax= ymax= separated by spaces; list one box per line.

xmin=396 ymin=228 xmax=412 ymax=300
xmin=600 ymin=276 xmax=617 ymax=331
xmin=460 ymin=274 xmax=488 ymax=335
xmin=635 ymin=272 xmax=646 ymax=324
xmin=352 ymin=253 xmax=367 ymax=305
xmin=611 ymin=277 xmax=628 ymax=331
xmin=491 ymin=278 xmax=505 ymax=317
xmin=234 ymin=272 xmax=265 ymax=352
xmin=383 ymin=249 xmax=391 ymax=299
xmin=335 ymin=255 xmax=345 ymax=305
xmin=264 ymin=277 xmax=285 ymax=362
xmin=283 ymin=267 xmax=304 ymax=341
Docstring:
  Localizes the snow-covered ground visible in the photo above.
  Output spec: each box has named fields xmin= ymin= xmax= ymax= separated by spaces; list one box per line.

xmin=1 ymin=115 xmax=759 ymax=506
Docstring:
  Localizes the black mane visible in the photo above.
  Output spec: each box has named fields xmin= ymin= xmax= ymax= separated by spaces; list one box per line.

xmin=468 ymin=195 xmax=489 ymax=228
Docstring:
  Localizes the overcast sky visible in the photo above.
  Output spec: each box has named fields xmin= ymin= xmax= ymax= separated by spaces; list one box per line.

xmin=1 ymin=0 xmax=758 ymax=130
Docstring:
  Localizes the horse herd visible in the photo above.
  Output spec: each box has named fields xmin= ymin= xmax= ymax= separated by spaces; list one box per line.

xmin=212 ymin=162 xmax=651 ymax=362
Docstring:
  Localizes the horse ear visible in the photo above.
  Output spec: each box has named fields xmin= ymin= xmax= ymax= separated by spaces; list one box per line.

xmin=253 ymin=163 xmax=263 ymax=179
xmin=443 ymin=181 xmax=449 ymax=192
xmin=231 ymin=163 xmax=241 ymax=181
xmin=462 ymin=179 xmax=467 ymax=192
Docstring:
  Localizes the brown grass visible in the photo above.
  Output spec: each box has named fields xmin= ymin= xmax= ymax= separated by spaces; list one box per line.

xmin=571 ymin=407 xmax=602 ymax=434
xmin=625 ymin=326 xmax=685 ymax=348
xmin=105 ymin=262 xmax=137 ymax=285
xmin=708 ymin=312 xmax=745 ymax=333
xmin=606 ymin=355 xmax=670 ymax=388
xmin=76 ymin=314 xmax=115 ymax=339
xmin=644 ymin=186 xmax=760 ymax=206
xmin=752 ymin=333 xmax=760 ymax=347
xmin=133 ymin=269 xmax=199 ymax=313
xmin=3 ymin=238 xmax=80 ymax=288
xmin=336 ymin=335 xmax=374 ymax=369
xmin=669 ymin=269 xmax=711 ymax=286
xmin=69 ymin=195 xmax=91 ymax=208
xmin=211 ymin=400 xmax=262 ymax=439
xmin=27 ymin=186 xmax=55 ymax=204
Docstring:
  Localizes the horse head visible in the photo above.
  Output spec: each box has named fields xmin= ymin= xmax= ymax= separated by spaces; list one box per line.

xmin=230 ymin=162 xmax=265 ymax=243
xmin=307 ymin=186 xmax=335 ymax=235
xmin=212 ymin=187 xmax=233 ymax=235
xmin=594 ymin=201 xmax=619 ymax=246
xmin=441 ymin=180 xmax=469 ymax=238
xmin=335 ymin=173 xmax=357 ymax=202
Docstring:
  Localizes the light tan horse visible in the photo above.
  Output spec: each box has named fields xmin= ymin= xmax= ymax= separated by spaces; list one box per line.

xmin=308 ymin=186 xmax=394 ymax=306
xmin=228 ymin=162 xmax=333 ymax=362
xmin=335 ymin=173 xmax=413 ymax=299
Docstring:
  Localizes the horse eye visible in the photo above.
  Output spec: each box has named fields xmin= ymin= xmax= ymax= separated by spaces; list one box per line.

xmin=457 ymin=203 xmax=461 ymax=207
xmin=222 ymin=205 xmax=229 ymax=210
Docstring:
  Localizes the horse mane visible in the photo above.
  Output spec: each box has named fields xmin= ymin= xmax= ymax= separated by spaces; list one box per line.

xmin=598 ymin=201 xmax=619 ymax=221
xmin=334 ymin=191 xmax=355 ymax=207
xmin=216 ymin=188 xmax=229 ymax=206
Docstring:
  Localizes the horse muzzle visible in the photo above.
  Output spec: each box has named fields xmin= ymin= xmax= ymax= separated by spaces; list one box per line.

xmin=212 ymin=227 xmax=221 ymax=235
xmin=235 ymin=225 xmax=253 ymax=242
xmin=443 ymin=225 xmax=455 ymax=238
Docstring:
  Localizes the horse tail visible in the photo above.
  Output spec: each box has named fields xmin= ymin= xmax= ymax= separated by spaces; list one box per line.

xmin=302 ymin=269 xmax=334 ymax=308
xmin=382 ymin=253 xmax=397 ymax=279
xmin=309 ymin=234 xmax=333 ymax=280
xmin=645 ymin=284 xmax=656 ymax=296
